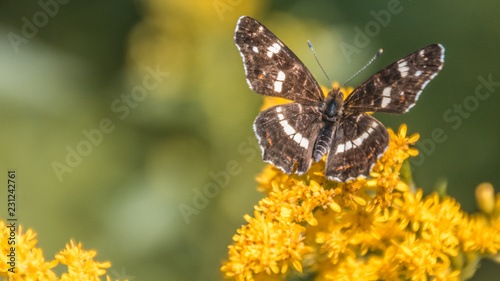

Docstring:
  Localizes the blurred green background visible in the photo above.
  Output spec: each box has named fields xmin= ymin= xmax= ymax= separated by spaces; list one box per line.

xmin=0 ymin=0 xmax=499 ymax=280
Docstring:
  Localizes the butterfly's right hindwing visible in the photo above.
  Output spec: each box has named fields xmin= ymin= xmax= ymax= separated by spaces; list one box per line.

xmin=254 ymin=103 xmax=322 ymax=174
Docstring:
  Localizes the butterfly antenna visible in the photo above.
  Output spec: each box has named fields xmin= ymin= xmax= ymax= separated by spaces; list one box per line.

xmin=342 ymin=48 xmax=383 ymax=87
xmin=308 ymin=40 xmax=334 ymax=88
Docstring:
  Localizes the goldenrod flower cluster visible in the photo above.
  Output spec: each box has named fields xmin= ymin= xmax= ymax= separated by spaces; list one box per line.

xmin=0 ymin=221 xmax=127 ymax=281
xmin=221 ymin=93 xmax=500 ymax=281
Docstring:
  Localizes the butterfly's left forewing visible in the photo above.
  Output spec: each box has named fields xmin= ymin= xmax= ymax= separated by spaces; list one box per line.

xmin=234 ymin=16 xmax=324 ymax=105
xmin=344 ymin=44 xmax=444 ymax=114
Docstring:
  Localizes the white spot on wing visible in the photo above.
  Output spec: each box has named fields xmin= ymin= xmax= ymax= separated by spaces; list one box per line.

xmin=300 ymin=138 xmax=309 ymax=149
xmin=353 ymin=137 xmax=363 ymax=147
xmin=293 ymin=133 xmax=302 ymax=143
xmin=367 ymin=122 xmax=377 ymax=134
xmin=381 ymin=97 xmax=391 ymax=107
xmin=361 ymin=132 xmax=369 ymax=141
xmin=336 ymin=143 xmax=345 ymax=154
xmin=276 ymin=107 xmax=282 ymax=113
xmin=277 ymin=71 xmax=286 ymax=81
xmin=277 ymin=113 xmax=284 ymax=120
xmin=349 ymin=130 xmax=372 ymax=150
xmin=268 ymin=43 xmax=281 ymax=55
xmin=252 ymin=46 xmax=258 ymax=53
xmin=267 ymin=51 xmax=273 ymax=58
xmin=280 ymin=120 xmax=296 ymax=135
xmin=382 ymin=87 xmax=391 ymax=97
xmin=419 ymin=49 xmax=425 ymax=56
xmin=274 ymin=81 xmax=283 ymax=92
xmin=398 ymin=61 xmax=409 ymax=77
xmin=415 ymin=70 xmax=423 ymax=77
xmin=345 ymin=141 xmax=353 ymax=150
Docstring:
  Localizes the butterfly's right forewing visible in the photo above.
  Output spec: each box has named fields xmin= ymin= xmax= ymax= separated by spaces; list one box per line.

xmin=234 ymin=16 xmax=324 ymax=105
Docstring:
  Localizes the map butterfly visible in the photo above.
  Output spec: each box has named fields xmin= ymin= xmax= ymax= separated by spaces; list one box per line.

xmin=234 ymin=16 xmax=445 ymax=181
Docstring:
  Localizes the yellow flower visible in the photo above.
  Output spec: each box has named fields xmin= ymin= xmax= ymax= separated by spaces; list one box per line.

xmin=458 ymin=214 xmax=500 ymax=255
xmin=314 ymin=220 xmax=353 ymax=264
xmin=0 ymin=220 xmax=127 ymax=281
xmin=366 ymin=124 xmax=418 ymax=210
xmin=222 ymin=120 xmax=500 ymax=280
xmin=56 ymin=240 xmax=111 ymax=280
xmin=221 ymin=211 xmax=311 ymax=281
xmin=323 ymin=256 xmax=378 ymax=281
xmin=0 ymin=222 xmax=58 ymax=280
xmin=476 ymin=182 xmax=495 ymax=214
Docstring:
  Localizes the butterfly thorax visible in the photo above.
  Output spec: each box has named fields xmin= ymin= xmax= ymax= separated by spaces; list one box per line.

xmin=323 ymin=88 xmax=344 ymax=122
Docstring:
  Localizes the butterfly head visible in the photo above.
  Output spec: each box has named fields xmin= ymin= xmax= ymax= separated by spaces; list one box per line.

xmin=323 ymin=87 xmax=344 ymax=122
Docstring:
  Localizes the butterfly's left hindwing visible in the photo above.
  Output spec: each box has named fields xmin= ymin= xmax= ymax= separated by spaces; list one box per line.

xmin=254 ymin=103 xmax=322 ymax=174
xmin=325 ymin=114 xmax=389 ymax=181
xmin=234 ymin=16 xmax=324 ymax=105
xmin=344 ymin=44 xmax=444 ymax=114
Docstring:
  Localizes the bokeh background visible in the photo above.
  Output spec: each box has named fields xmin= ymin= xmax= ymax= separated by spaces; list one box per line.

xmin=1 ymin=0 xmax=499 ymax=280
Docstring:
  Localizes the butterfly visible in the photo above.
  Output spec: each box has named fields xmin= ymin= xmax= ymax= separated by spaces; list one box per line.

xmin=234 ymin=16 xmax=444 ymax=181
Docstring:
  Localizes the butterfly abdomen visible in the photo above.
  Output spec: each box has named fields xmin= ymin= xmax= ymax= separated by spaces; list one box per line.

xmin=313 ymin=123 xmax=336 ymax=162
